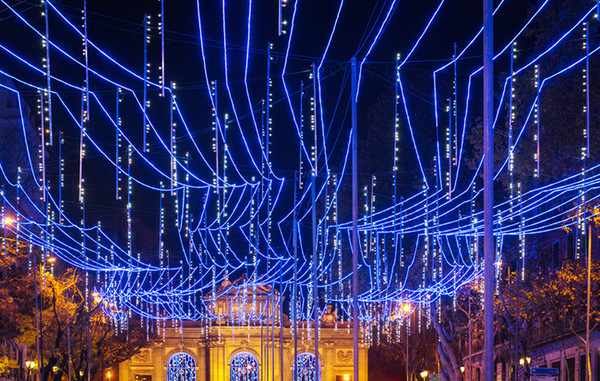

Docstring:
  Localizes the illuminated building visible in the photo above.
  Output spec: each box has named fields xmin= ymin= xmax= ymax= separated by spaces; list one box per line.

xmin=119 ymin=279 xmax=368 ymax=381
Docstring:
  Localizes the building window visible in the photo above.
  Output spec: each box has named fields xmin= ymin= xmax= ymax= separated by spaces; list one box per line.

xmin=552 ymin=241 xmax=560 ymax=269
xmin=294 ymin=353 xmax=320 ymax=381
xmin=167 ymin=352 xmax=196 ymax=381
xmin=567 ymin=233 xmax=575 ymax=260
xmin=230 ymin=352 xmax=259 ymax=381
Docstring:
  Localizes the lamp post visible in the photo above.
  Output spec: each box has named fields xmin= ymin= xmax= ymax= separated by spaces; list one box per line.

xmin=25 ymin=360 xmax=36 ymax=381
xmin=420 ymin=370 xmax=429 ymax=380
xmin=402 ymin=303 xmax=412 ymax=381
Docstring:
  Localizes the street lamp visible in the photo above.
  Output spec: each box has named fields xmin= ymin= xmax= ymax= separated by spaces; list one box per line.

xmin=1 ymin=215 xmax=14 ymax=227
xmin=25 ymin=360 xmax=37 ymax=381
xmin=420 ymin=370 xmax=429 ymax=380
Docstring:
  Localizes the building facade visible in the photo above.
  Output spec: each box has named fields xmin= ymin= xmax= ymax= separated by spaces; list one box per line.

xmin=118 ymin=282 xmax=368 ymax=381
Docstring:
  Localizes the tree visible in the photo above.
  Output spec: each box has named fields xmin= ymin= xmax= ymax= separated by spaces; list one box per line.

xmin=369 ymin=316 xmax=439 ymax=381
xmin=432 ymin=258 xmax=600 ymax=381
xmin=0 ymin=240 xmax=152 ymax=381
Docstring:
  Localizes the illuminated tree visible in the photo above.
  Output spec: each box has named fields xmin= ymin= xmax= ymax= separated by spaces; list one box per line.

xmin=0 ymin=242 xmax=152 ymax=381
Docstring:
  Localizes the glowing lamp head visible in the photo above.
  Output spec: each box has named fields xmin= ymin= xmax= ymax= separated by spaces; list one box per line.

xmin=2 ymin=216 xmax=14 ymax=226
xmin=460 ymin=366 xmax=465 ymax=373
xmin=420 ymin=371 xmax=428 ymax=379
xmin=92 ymin=292 xmax=102 ymax=304
xmin=343 ymin=374 xmax=350 ymax=381
xmin=402 ymin=303 xmax=412 ymax=314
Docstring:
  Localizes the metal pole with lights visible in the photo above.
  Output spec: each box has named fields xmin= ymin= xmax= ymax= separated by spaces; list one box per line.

xmin=351 ymin=56 xmax=359 ymax=381
xmin=402 ymin=303 xmax=412 ymax=381
xmin=483 ymin=0 xmax=495 ymax=378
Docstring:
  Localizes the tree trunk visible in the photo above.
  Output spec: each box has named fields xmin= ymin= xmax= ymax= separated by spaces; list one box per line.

xmin=432 ymin=310 xmax=463 ymax=381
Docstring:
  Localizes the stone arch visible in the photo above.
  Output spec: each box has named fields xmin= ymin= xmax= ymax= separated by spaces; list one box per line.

xmin=166 ymin=352 xmax=197 ymax=381
xmin=293 ymin=352 xmax=321 ymax=381
xmin=229 ymin=352 xmax=260 ymax=381
xmin=226 ymin=347 xmax=261 ymax=365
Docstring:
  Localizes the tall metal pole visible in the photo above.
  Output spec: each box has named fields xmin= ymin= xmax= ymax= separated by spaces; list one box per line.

xmin=483 ymin=0 xmax=494 ymax=379
xmin=33 ymin=254 xmax=43 ymax=381
xmin=312 ymin=64 xmax=320 ymax=381
xmin=293 ymin=173 xmax=298 ymax=381
xmin=586 ymin=224 xmax=591 ymax=381
xmin=406 ymin=324 xmax=409 ymax=381
xmin=351 ymin=57 xmax=359 ymax=381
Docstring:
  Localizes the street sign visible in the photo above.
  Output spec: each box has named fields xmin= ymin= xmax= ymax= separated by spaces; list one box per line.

xmin=531 ymin=368 xmax=559 ymax=381
xmin=531 ymin=368 xmax=559 ymax=375
xmin=531 ymin=376 xmax=558 ymax=381
xmin=430 ymin=374 xmax=441 ymax=381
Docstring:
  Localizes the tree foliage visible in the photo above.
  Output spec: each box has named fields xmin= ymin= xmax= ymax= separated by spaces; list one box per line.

xmin=0 ymin=241 xmax=152 ymax=381
xmin=433 ymin=258 xmax=600 ymax=380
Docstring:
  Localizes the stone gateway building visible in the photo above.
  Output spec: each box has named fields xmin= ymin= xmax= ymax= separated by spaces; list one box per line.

xmin=118 ymin=281 xmax=368 ymax=381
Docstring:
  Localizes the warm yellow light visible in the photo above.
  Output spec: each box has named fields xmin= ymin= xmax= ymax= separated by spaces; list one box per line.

xmin=47 ymin=257 xmax=56 ymax=263
xmin=420 ymin=370 xmax=429 ymax=379
xmin=2 ymin=216 xmax=14 ymax=226
xmin=526 ymin=357 xmax=531 ymax=364
xmin=343 ymin=374 xmax=350 ymax=381
xmin=460 ymin=366 xmax=465 ymax=373
xmin=25 ymin=361 xmax=37 ymax=369
xmin=52 ymin=366 xmax=59 ymax=373
xmin=519 ymin=358 xmax=525 ymax=365
xmin=92 ymin=292 xmax=102 ymax=304
xmin=402 ymin=303 xmax=412 ymax=314
xmin=107 ymin=370 xmax=112 ymax=380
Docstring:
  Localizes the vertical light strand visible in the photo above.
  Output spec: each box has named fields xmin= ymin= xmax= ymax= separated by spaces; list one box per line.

xmin=170 ymin=82 xmax=177 ymax=192
xmin=585 ymin=21 xmax=590 ymax=159
xmin=519 ymin=182 xmax=524 ymax=281
xmin=16 ymin=168 xmax=21 ymax=255
xmin=127 ymin=144 xmax=133 ymax=279
xmin=534 ymin=65 xmax=539 ymax=179
xmin=266 ymin=43 xmax=273 ymax=250
xmin=278 ymin=0 xmax=288 ymax=36
xmin=159 ymin=0 xmax=165 ymax=96
xmin=116 ymin=87 xmax=122 ymax=200
xmin=39 ymin=92 xmax=46 ymax=202
xmin=578 ymin=21 xmax=589 ymax=260
xmin=78 ymin=90 xmax=86 ymax=203
xmin=445 ymin=97 xmax=451 ymax=200
xmin=508 ymin=42 xmax=517 ymax=220
xmin=311 ymin=63 xmax=317 ymax=172
xmin=82 ymin=0 xmax=89 ymax=122
xmin=159 ymin=181 xmax=164 ymax=282
xmin=393 ymin=53 xmax=400 ymax=284
xmin=43 ymin=0 xmax=53 ymax=145
xmin=453 ymin=42 xmax=458 ymax=172
xmin=143 ymin=14 xmax=151 ymax=152
xmin=299 ymin=81 xmax=304 ymax=188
